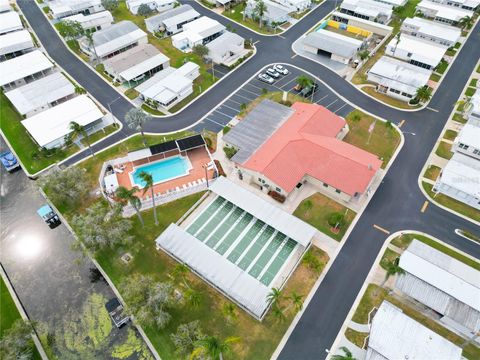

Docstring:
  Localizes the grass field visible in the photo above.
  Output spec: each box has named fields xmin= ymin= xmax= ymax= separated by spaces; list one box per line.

xmin=435 ymin=141 xmax=453 ymax=159
xmin=223 ymin=2 xmax=276 ymax=34
xmin=344 ymin=328 xmax=368 ymax=349
xmin=294 ymin=193 xmax=356 ymax=241
xmin=361 ymin=87 xmax=419 ymax=109
xmin=443 ymin=129 xmax=458 ymax=141
xmin=379 ymin=248 xmax=400 ymax=270
xmin=423 ymin=165 xmax=441 ymax=181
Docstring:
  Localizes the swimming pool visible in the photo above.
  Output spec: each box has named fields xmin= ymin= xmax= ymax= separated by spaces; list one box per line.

xmin=131 ymin=156 xmax=190 ymax=188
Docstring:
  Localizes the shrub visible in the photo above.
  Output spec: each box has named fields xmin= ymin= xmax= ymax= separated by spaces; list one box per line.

xmin=42 ymin=6 xmax=50 ymax=13
xmin=222 ymin=126 xmax=231 ymax=135
xmin=328 ymin=212 xmax=345 ymax=228
xmin=214 ymin=160 xmax=226 ymax=177
xmin=223 ymin=146 xmax=238 ymax=159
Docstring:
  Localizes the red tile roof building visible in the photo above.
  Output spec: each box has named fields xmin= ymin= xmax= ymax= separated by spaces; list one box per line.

xmin=233 ymin=102 xmax=382 ymax=200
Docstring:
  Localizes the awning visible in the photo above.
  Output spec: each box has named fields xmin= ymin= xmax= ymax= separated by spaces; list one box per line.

xmin=176 ymin=134 xmax=205 ymax=151
xmin=149 ymin=140 xmax=178 ymax=155
xmin=127 ymin=148 xmax=152 ymax=162
xmin=104 ymin=173 xmax=119 ymax=193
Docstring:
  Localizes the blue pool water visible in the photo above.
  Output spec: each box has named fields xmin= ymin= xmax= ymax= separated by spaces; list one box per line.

xmin=132 ymin=156 xmax=189 ymax=187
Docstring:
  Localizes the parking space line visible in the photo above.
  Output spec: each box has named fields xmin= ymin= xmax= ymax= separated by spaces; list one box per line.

xmin=427 ymin=107 xmax=439 ymax=113
xmin=325 ymin=99 xmax=338 ymax=108
xmin=246 ymin=82 xmax=263 ymax=91
xmin=315 ymin=94 xmax=329 ymax=104
xmin=334 ymin=103 xmax=347 ymax=114
xmin=212 ymin=110 xmax=234 ymax=119
xmin=291 ymin=54 xmax=297 ymax=59
xmin=206 ymin=118 xmax=225 ymax=127
xmin=373 ymin=224 xmax=390 ymax=235
xmin=220 ymin=103 xmax=240 ymax=112
xmin=233 ymin=93 xmax=255 ymax=102
xmin=226 ymin=98 xmax=243 ymax=106
xmin=278 ymin=35 xmax=286 ymax=39
xmin=279 ymin=77 xmax=296 ymax=90
xmin=240 ymin=87 xmax=261 ymax=97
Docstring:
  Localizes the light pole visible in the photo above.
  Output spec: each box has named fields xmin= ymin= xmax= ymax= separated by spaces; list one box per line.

xmin=203 ymin=164 xmax=209 ymax=188
xmin=107 ymin=96 xmax=121 ymax=127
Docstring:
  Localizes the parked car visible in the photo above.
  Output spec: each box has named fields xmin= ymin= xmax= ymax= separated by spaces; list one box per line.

xmin=273 ymin=64 xmax=289 ymax=75
xmin=258 ymin=73 xmax=275 ymax=84
xmin=105 ymin=298 xmax=130 ymax=328
xmin=0 ymin=150 xmax=20 ymax=172
xmin=37 ymin=204 xmax=61 ymax=229
xmin=300 ymin=83 xmax=318 ymax=98
xmin=266 ymin=68 xmax=280 ymax=78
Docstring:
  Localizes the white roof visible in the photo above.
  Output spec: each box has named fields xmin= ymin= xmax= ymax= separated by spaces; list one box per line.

xmin=155 ymin=223 xmax=271 ymax=318
xmin=127 ymin=148 xmax=152 ymax=162
xmin=182 ymin=16 xmax=225 ymax=39
xmin=417 ymin=1 xmax=473 ymax=21
xmin=0 ymin=0 xmax=11 ymax=12
xmin=63 ymin=10 xmax=113 ymax=27
xmin=367 ymin=301 xmax=462 ymax=360
xmin=4 ymin=72 xmax=75 ymax=115
xmin=0 ymin=29 xmax=34 ymax=56
xmin=0 ymin=11 xmax=23 ymax=34
xmin=164 ymin=8 xmax=199 ymax=28
xmin=470 ymin=92 xmax=480 ymax=117
xmin=368 ymin=56 xmax=431 ymax=94
xmin=400 ymin=239 xmax=480 ymax=311
xmin=104 ymin=173 xmax=119 ymax=192
xmin=304 ymin=30 xmax=363 ymax=58
xmin=373 ymin=0 xmax=406 ymax=6
xmin=331 ymin=11 xmax=393 ymax=31
xmin=340 ymin=0 xmax=393 ymax=17
xmin=438 ymin=152 xmax=480 ymax=198
xmin=174 ymin=61 xmax=199 ymax=77
xmin=0 ymin=50 xmax=54 ymax=87
xmin=209 ymin=177 xmax=316 ymax=247
xmin=206 ymin=31 xmax=244 ymax=53
xmin=387 ymin=34 xmax=447 ymax=66
xmin=402 ymin=17 xmax=461 ymax=43
xmin=21 ymin=95 xmax=103 ymax=147
xmin=50 ymin=0 xmax=103 ymax=16
xmin=457 ymin=122 xmax=480 ymax=148
xmin=89 ymin=21 xmax=146 ymax=58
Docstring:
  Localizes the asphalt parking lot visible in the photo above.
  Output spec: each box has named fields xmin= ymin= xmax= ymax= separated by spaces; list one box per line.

xmin=193 ymin=64 xmax=355 ymax=133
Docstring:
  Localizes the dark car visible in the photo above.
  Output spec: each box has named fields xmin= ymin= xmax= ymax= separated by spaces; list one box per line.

xmin=300 ymin=83 xmax=318 ymax=98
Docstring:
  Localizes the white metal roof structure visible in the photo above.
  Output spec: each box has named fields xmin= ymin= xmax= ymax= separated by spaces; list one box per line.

xmin=0 ymin=50 xmax=54 ymax=87
xmin=173 ymin=16 xmax=226 ymax=46
xmin=0 ymin=29 xmax=34 ymax=56
xmin=145 ymin=5 xmax=200 ymax=33
xmin=417 ymin=1 xmax=474 ymax=22
xmin=368 ymin=56 xmax=431 ymax=94
xmin=21 ymin=95 xmax=103 ymax=148
xmin=456 ymin=122 xmax=480 ymax=149
xmin=155 ymin=223 xmax=272 ymax=318
xmin=63 ymin=10 xmax=113 ymax=30
xmin=397 ymin=239 xmax=480 ymax=331
xmin=402 ymin=17 xmax=461 ymax=44
xmin=304 ymin=30 xmax=363 ymax=59
xmin=206 ymin=31 xmax=244 ymax=55
xmin=340 ymin=0 xmax=393 ymax=19
xmin=0 ymin=11 xmax=23 ymax=34
xmin=49 ymin=0 xmax=104 ymax=18
xmin=470 ymin=92 xmax=480 ymax=118
xmin=0 ymin=0 xmax=11 ymax=13
xmin=246 ymin=0 xmax=291 ymax=23
xmin=103 ymin=43 xmax=169 ymax=82
xmin=372 ymin=0 xmax=406 ymax=6
xmin=386 ymin=34 xmax=447 ymax=67
xmin=5 ymin=72 xmax=75 ymax=115
xmin=209 ymin=177 xmax=317 ymax=247
xmin=86 ymin=21 xmax=147 ymax=58
xmin=367 ymin=301 xmax=462 ymax=360
xmin=331 ymin=11 xmax=393 ymax=34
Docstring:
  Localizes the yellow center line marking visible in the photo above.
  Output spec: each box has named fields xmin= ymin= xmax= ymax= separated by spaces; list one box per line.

xmin=421 ymin=201 xmax=429 ymax=213
xmin=398 ymin=120 xmax=405 ymax=128
xmin=291 ymin=54 xmax=297 ymax=59
xmin=373 ymin=224 xmax=390 ymax=235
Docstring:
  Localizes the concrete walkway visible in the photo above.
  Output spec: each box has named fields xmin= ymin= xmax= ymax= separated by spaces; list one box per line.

xmin=333 ymin=336 xmax=366 ymax=359
xmin=349 ymin=320 xmax=370 ymax=333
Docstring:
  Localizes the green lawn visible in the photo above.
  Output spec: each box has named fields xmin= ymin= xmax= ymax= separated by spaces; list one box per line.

xmin=361 ymin=86 xmax=419 ymax=109
xmin=379 ymin=248 xmax=400 ymax=270
xmin=344 ymin=110 xmax=401 ymax=168
xmin=429 ymin=73 xmax=441 ymax=82
xmin=423 ymin=164 xmax=441 ymax=181
xmin=469 ymin=79 xmax=477 ymax=87
xmin=452 ymin=112 xmax=467 ymax=123
xmin=293 ymin=193 xmax=356 ymax=241
xmin=435 ymin=141 xmax=453 ymax=160
xmin=422 ymin=182 xmax=480 ymax=223
xmin=443 ymin=129 xmax=457 ymax=141
xmin=1 ymin=278 xmax=42 ymax=360
xmin=124 ymin=88 xmax=139 ymax=100
xmin=435 ymin=60 xmax=449 ymax=74
xmin=344 ymin=328 xmax=368 ymax=349
xmin=465 ymin=87 xmax=476 ymax=97
xmin=223 ymin=2 xmax=276 ymax=34
xmin=445 ymin=48 xmax=456 ymax=56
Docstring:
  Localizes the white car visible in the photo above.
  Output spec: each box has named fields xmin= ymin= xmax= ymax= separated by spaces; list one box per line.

xmin=266 ymin=68 xmax=280 ymax=78
xmin=258 ymin=73 xmax=275 ymax=84
xmin=274 ymin=64 xmax=289 ymax=75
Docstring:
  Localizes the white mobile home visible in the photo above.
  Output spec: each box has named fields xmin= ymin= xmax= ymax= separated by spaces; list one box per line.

xmin=171 ymin=16 xmax=225 ymax=52
xmin=145 ymin=5 xmax=200 ymax=35
xmin=303 ymin=30 xmax=364 ymax=64
xmin=0 ymin=0 xmax=11 ymax=13
xmin=206 ymin=32 xmax=245 ymax=66
xmin=331 ymin=11 xmax=393 ymax=36
xmin=272 ymin=0 xmax=311 ymax=12
xmin=21 ymin=95 xmax=105 ymax=149
xmin=0 ymin=11 xmax=23 ymax=35
xmin=401 ymin=17 xmax=461 ymax=47
xmin=416 ymin=1 xmax=474 ymax=24
xmin=429 ymin=0 xmax=480 ymax=10
xmin=245 ymin=0 xmax=291 ymax=26
xmin=63 ymin=11 xmax=113 ymax=32
xmin=49 ymin=0 xmax=104 ymax=19
xmin=453 ymin=121 xmax=480 ymax=160
xmin=0 ymin=30 xmax=34 ymax=58
xmin=339 ymin=0 xmax=393 ymax=24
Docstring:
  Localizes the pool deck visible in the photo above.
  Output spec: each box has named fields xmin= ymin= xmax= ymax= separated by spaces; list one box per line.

xmin=115 ymin=147 xmax=214 ymax=199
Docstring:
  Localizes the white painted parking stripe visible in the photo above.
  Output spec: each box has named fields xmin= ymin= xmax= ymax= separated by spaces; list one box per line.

xmin=315 ymin=94 xmax=329 ymax=104
xmin=234 ymin=93 xmax=256 ymax=102
xmin=325 ymin=99 xmax=338 ymax=108
xmin=279 ymin=76 xmax=296 ymax=90
xmin=334 ymin=103 xmax=347 ymax=113
xmin=226 ymin=98 xmax=243 ymax=106
xmin=246 ymin=82 xmax=263 ymax=91
xmin=206 ymin=118 xmax=225 ymax=127
xmin=220 ymin=103 xmax=240 ymax=112
xmin=240 ymin=87 xmax=261 ymax=97
xmin=212 ymin=110 xmax=234 ymax=119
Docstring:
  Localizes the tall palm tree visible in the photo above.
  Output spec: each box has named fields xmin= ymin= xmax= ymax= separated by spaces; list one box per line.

xmin=254 ymin=0 xmax=268 ymax=28
xmin=172 ymin=263 xmax=190 ymax=287
xmin=331 ymin=346 xmax=356 ymax=360
xmin=185 ymin=288 xmax=202 ymax=308
xmin=266 ymin=287 xmax=282 ymax=305
xmin=381 ymin=257 xmax=404 ymax=288
xmin=271 ymin=305 xmax=286 ymax=323
xmin=138 ymin=171 xmax=158 ymax=225
xmin=222 ymin=303 xmax=238 ymax=323
xmin=115 ymin=186 xmax=144 ymax=226
xmin=296 ymin=75 xmax=313 ymax=90
xmin=288 ymin=291 xmax=303 ymax=313
xmin=303 ymin=199 xmax=313 ymax=217
xmin=393 ymin=32 xmax=401 ymax=54
xmin=69 ymin=121 xmax=94 ymax=156
xmin=458 ymin=16 xmax=473 ymax=30
xmin=191 ymin=335 xmax=241 ymax=360
xmin=84 ymin=30 xmax=98 ymax=61
xmin=415 ymin=86 xmax=432 ymax=103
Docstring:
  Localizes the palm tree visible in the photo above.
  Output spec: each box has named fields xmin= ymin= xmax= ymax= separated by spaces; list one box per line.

xmin=191 ymin=335 xmax=241 ymax=360
xmin=288 ymin=291 xmax=303 ymax=313
xmin=115 ymin=186 xmax=144 ymax=226
xmin=381 ymin=257 xmax=404 ymax=288
xmin=84 ymin=30 xmax=98 ymax=61
xmin=69 ymin=121 xmax=94 ymax=156
xmin=125 ymin=108 xmax=151 ymax=147
xmin=266 ymin=287 xmax=282 ymax=305
xmin=138 ymin=171 xmax=158 ymax=225
xmin=222 ymin=303 xmax=238 ymax=323
xmin=296 ymin=75 xmax=313 ymax=90
xmin=254 ymin=0 xmax=268 ymax=28
xmin=185 ymin=288 xmax=202 ymax=308
xmin=331 ymin=346 xmax=356 ymax=360
xmin=458 ymin=16 xmax=473 ymax=30
xmin=415 ymin=86 xmax=432 ymax=103
xmin=172 ymin=263 xmax=190 ymax=286
xmin=393 ymin=32 xmax=401 ymax=54
xmin=271 ymin=305 xmax=286 ymax=323
xmin=303 ymin=199 xmax=313 ymax=217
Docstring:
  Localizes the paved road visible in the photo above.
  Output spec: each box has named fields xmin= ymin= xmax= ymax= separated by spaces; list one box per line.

xmin=16 ymin=1 xmax=480 ymax=359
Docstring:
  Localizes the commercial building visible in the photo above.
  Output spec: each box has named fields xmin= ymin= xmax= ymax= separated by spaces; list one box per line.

xmin=0 ymin=30 xmax=35 ymax=58
xmin=303 ymin=29 xmax=364 ymax=64
xmin=171 ymin=16 xmax=225 ymax=52
xmin=401 ymin=17 xmax=461 ymax=47
xmin=367 ymin=301 xmax=462 ymax=360
xmin=434 ymin=153 xmax=480 ymax=210
xmin=245 ymin=0 xmax=291 ymax=26
xmin=5 ymin=72 xmax=75 ymax=117
xmin=396 ymin=240 xmax=480 ymax=334
xmin=206 ymin=32 xmax=245 ymax=66
xmin=144 ymin=5 xmax=200 ymax=35
xmin=367 ymin=56 xmax=432 ymax=101
xmin=386 ymin=34 xmax=447 ymax=69
xmin=339 ymin=0 xmax=393 ymax=24
xmin=21 ymin=95 xmax=105 ymax=149
xmin=49 ymin=0 xmax=104 ymax=19
xmin=416 ymin=1 xmax=474 ymax=24
xmin=331 ymin=11 xmax=393 ymax=36
xmin=155 ymin=176 xmax=317 ymax=319
xmin=63 ymin=10 xmax=113 ymax=32
xmin=0 ymin=11 xmax=23 ymax=35
xmin=136 ymin=61 xmax=200 ymax=109
xmin=223 ymin=100 xmax=382 ymax=203
xmin=103 ymin=43 xmax=169 ymax=84
xmin=0 ymin=50 xmax=54 ymax=90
